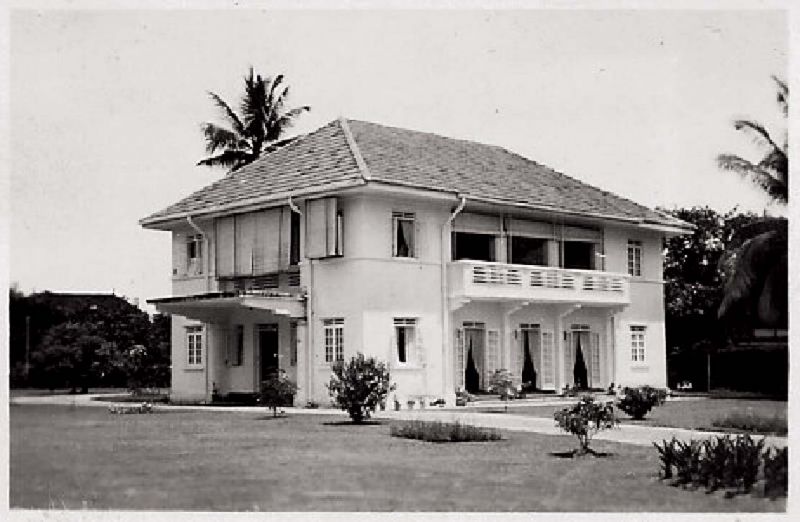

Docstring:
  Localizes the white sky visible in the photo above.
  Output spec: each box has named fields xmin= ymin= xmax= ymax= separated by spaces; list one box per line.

xmin=8 ymin=7 xmax=788 ymax=308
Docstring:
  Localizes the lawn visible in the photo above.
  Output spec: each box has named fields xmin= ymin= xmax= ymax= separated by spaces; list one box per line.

xmin=10 ymin=404 xmax=783 ymax=512
xmin=475 ymin=398 xmax=788 ymax=434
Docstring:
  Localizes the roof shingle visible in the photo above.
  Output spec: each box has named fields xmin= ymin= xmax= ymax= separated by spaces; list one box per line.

xmin=140 ymin=118 xmax=687 ymax=229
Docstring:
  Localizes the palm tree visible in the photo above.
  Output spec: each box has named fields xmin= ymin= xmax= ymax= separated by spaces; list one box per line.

xmin=716 ymin=76 xmax=787 ymax=328
xmin=197 ymin=68 xmax=310 ymax=172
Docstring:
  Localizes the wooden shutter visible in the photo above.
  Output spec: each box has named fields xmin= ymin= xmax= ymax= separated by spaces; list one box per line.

xmin=390 ymin=323 xmax=397 ymax=365
xmin=485 ymin=329 xmax=500 ymax=386
xmin=590 ymin=332 xmax=601 ymax=387
xmin=541 ymin=330 xmax=555 ymax=389
xmin=215 ymin=217 xmax=235 ymax=277
xmin=455 ymin=328 xmax=465 ymax=390
xmin=325 ymin=198 xmax=338 ymax=256
xmin=305 ymin=199 xmax=327 ymax=259
xmin=172 ymin=232 xmax=186 ymax=276
xmin=415 ymin=322 xmax=425 ymax=367
xmin=235 ymin=213 xmax=256 ymax=275
xmin=513 ymin=330 xmax=524 ymax=385
xmin=563 ymin=332 xmax=573 ymax=387
xmin=252 ymin=209 xmax=280 ymax=274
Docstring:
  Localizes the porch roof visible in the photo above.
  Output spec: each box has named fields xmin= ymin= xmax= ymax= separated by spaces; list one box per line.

xmin=148 ymin=291 xmax=306 ymax=320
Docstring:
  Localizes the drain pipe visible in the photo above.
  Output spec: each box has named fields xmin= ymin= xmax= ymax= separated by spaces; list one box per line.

xmin=441 ymin=195 xmax=467 ymax=403
xmin=288 ymin=196 xmax=312 ymax=403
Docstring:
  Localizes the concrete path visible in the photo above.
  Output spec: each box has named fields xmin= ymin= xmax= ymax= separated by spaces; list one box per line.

xmin=10 ymin=392 xmax=786 ymax=449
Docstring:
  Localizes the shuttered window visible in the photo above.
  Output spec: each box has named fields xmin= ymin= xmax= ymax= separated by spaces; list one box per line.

xmin=392 ymin=212 xmax=416 ymax=258
xmin=393 ymin=318 xmax=417 ymax=364
xmin=186 ymin=326 xmax=203 ymax=367
xmin=627 ymin=240 xmax=642 ymax=277
xmin=631 ymin=325 xmax=646 ymax=362
xmin=323 ymin=319 xmax=344 ymax=363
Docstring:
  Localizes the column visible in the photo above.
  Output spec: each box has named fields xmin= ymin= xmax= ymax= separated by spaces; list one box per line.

xmin=294 ymin=319 xmax=308 ymax=406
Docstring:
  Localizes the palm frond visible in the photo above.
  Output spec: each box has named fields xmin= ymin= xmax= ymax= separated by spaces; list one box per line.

xmin=733 ymin=119 xmax=782 ymax=153
xmin=201 ymin=123 xmax=249 ymax=154
xmin=196 ymin=149 xmax=251 ymax=170
xmin=716 ymin=154 xmax=787 ymax=202
xmin=772 ymin=75 xmax=788 ymax=116
xmin=207 ymin=92 xmax=245 ymax=137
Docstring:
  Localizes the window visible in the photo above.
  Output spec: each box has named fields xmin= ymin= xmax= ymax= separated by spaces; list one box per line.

xmin=563 ymin=241 xmax=594 ymax=270
xmin=452 ymin=232 xmax=495 ymax=261
xmin=630 ymin=325 xmax=646 ymax=362
xmin=394 ymin=318 xmax=417 ymax=364
xmin=392 ymin=212 xmax=415 ymax=257
xmin=323 ymin=318 xmax=344 ymax=363
xmin=627 ymin=240 xmax=642 ymax=276
xmin=186 ymin=326 xmax=203 ymax=366
xmin=186 ymin=235 xmax=203 ymax=275
xmin=228 ymin=325 xmax=244 ymax=366
xmin=289 ymin=211 xmax=301 ymax=265
xmin=510 ymin=236 xmax=547 ymax=266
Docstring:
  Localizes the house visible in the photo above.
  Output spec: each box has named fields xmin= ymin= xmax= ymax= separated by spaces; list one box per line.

xmin=140 ymin=118 xmax=692 ymax=406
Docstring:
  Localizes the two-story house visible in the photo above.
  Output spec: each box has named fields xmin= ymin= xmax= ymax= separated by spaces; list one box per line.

xmin=140 ymin=118 xmax=691 ymax=406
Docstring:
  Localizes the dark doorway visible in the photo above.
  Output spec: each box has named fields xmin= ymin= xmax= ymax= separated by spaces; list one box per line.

xmin=522 ymin=329 xmax=538 ymax=391
xmin=453 ymin=232 xmax=496 ymax=262
xmin=464 ymin=328 xmax=484 ymax=392
xmin=258 ymin=324 xmax=279 ymax=381
xmin=510 ymin=236 xmax=548 ymax=266
xmin=573 ymin=333 xmax=589 ymax=390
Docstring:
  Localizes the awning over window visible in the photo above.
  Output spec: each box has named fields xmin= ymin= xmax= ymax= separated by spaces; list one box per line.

xmin=148 ymin=292 xmax=306 ymax=321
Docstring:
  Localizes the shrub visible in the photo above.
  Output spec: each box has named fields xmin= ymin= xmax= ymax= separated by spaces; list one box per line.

xmin=763 ymin=446 xmax=788 ymax=499
xmin=488 ymin=369 xmax=516 ymax=410
xmin=108 ymin=402 xmax=154 ymax=414
xmin=672 ymin=438 xmax=703 ymax=485
xmin=257 ymin=370 xmax=298 ymax=417
xmin=390 ymin=420 xmax=501 ymax=442
xmin=711 ymin=410 xmax=787 ymax=435
xmin=554 ymin=395 xmax=618 ymax=455
xmin=327 ymin=353 xmax=394 ymax=423
xmin=455 ymin=389 xmax=475 ymax=406
xmin=616 ymin=386 xmax=667 ymax=420
xmin=653 ymin=438 xmax=677 ymax=479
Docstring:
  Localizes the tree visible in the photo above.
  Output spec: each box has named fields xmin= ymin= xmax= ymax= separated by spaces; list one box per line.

xmin=33 ymin=322 xmax=105 ymax=393
xmin=197 ymin=68 xmax=310 ymax=172
xmin=716 ymin=76 xmax=788 ymax=328
xmin=554 ymin=396 xmax=618 ymax=456
xmin=258 ymin=370 xmax=298 ymax=417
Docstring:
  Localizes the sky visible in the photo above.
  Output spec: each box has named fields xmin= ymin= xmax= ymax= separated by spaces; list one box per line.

xmin=8 ymin=7 xmax=788 ymax=310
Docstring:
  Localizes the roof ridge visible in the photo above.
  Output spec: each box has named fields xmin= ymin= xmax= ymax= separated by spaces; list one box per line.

xmin=338 ymin=117 xmax=372 ymax=181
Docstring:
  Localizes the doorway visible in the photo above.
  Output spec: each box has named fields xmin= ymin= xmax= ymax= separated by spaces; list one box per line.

xmin=464 ymin=326 xmax=485 ymax=393
xmin=521 ymin=325 xmax=541 ymax=391
xmin=257 ymin=324 xmax=279 ymax=382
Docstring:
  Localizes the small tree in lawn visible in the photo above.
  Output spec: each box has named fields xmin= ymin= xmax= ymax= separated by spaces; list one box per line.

xmin=554 ymin=395 xmax=618 ymax=456
xmin=327 ymin=353 xmax=394 ymax=423
xmin=617 ymin=386 xmax=667 ymax=420
xmin=488 ymin=369 xmax=516 ymax=412
xmin=258 ymin=370 xmax=298 ymax=417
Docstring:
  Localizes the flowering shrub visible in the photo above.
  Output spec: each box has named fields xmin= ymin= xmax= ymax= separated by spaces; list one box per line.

xmin=258 ymin=370 xmax=298 ymax=417
xmin=554 ymin=395 xmax=618 ymax=455
xmin=391 ymin=420 xmax=501 ymax=442
xmin=616 ymin=386 xmax=667 ymax=420
xmin=327 ymin=353 xmax=394 ymax=423
xmin=108 ymin=402 xmax=154 ymax=414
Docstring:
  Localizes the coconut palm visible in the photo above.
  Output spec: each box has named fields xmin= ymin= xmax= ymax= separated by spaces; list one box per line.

xmin=716 ymin=76 xmax=787 ymax=328
xmin=197 ymin=68 xmax=310 ymax=172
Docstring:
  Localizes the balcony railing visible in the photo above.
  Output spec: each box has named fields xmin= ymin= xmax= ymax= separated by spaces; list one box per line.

xmin=449 ymin=260 xmax=630 ymax=305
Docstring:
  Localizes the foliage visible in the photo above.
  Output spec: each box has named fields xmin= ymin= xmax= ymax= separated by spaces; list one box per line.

xmin=762 ymin=447 xmax=788 ymax=499
xmin=553 ymin=396 xmax=618 ymax=455
xmin=258 ymin=371 xmax=298 ymax=417
xmin=653 ymin=435 xmax=779 ymax=497
xmin=455 ymin=389 xmax=475 ymax=406
xmin=488 ymin=369 xmax=516 ymax=403
xmin=9 ymin=290 xmax=170 ymax=391
xmin=711 ymin=410 xmax=787 ymax=435
xmin=390 ymin=420 xmax=501 ymax=443
xmin=108 ymin=402 xmax=154 ymax=414
xmin=327 ymin=353 xmax=394 ymax=423
xmin=197 ymin=68 xmax=310 ymax=172
xmin=616 ymin=386 xmax=667 ymax=420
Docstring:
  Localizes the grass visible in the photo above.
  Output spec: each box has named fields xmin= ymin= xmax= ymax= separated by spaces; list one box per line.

xmin=390 ymin=420 xmax=501 ymax=442
xmin=476 ymin=399 xmax=787 ymax=434
xmin=711 ymin=411 xmax=787 ymax=435
xmin=10 ymin=404 xmax=784 ymax=511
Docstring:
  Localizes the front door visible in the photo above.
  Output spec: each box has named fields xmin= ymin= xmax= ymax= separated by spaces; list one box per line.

xmin=257 ymin=324 xmax=279 ymax=382
xmin=464 ymin=327 xmax=484 ymax=393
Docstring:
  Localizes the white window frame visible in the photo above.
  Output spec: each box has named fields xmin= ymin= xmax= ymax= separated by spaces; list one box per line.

xmin=392 ymin=212 xmax=416 ymax=258
xmin=630 ymin=325 xmax=646 ymax=363
xmin=186 ymin=325 xmax=204 ymax=368
xmin=186 ymin=234 xmax=204 ymax=275
xmin=323 ymin=318 xmax=344 ymax=364
xmin=627 ymin=240 xmax=642 ymax=277
xmin=393 ymin=318 xmax=417 ymax=365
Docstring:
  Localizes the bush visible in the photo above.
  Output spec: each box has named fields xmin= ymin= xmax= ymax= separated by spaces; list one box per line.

xmin=327 ymin=353 xmax=394 ymax=423
xmin=763 ymin=447 xmax=788 ymax=499
xmin=616 ymin=386 xmax=667 ymax=420
xmin=711 ymin=410 xmax=787 ymax=435
xmin=390 ymin=420 xmax=501 ymax=442
xmin=488 ymin=369 xmax=516 ymax=409
xmin=258 ymin=370 xmax=298 ymax=417
xmin=554 ymin=395 xmax=618 ymax=455
xmin=653 ymin=434 xmax=783 ymax=498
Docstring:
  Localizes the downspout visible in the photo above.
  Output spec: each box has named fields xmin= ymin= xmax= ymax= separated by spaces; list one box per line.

xmin=187 ymin=215 xmax=213 ymax=402
xmin=441 ymin=195 xmax=467 ymax=402
xmin=288 ymin=196 xmax=311 ymax=402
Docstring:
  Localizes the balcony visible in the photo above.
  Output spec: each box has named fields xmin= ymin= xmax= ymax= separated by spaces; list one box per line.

xmin=448 ymin=260 xmax=630 ymax=306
